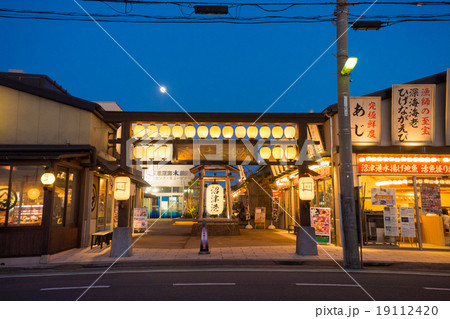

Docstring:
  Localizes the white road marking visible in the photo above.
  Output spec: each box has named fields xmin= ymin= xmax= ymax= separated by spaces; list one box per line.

xmin=173 ymin=283 xmax=235 ymax=286
xmin=424 ymin=287 xmax=450 ymax=291
xmin=40 ymin=285 xmax=110 ymax=291
xmin=295 ymin=283 xmax=358 ymax=287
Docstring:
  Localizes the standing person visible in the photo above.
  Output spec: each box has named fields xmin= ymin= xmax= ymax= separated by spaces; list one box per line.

xmin=442 ymin=208 xmax=450 ymax=232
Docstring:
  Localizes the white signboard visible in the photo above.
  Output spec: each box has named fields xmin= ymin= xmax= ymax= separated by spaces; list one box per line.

xmin=392 ymin=84 xmax=435 ymax=145
xmin=255 ymin=207 xmax=266 ymax=224
xmin=399 ymin=207 xmax=416 ymax=237
xmin=383 ymin=206 xmax=399 ymax=237
xmin=205 ymin=184 xmax=224 ymax=216
xmin=133 ymin=208 xmax=148 ymax=231
xmin=350 ymin=97 xmax=381 ymax=145
xmin=144 ymin=165 xmax=194 ymax=187
xmin=371 ymin=188 xmax=396 ymax=206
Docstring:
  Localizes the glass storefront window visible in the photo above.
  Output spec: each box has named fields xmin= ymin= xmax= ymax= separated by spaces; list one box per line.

xmin=52 ymin=167 xmax=80 ymax=227
xmin=1 ymin=165 xmax=45 ymax=227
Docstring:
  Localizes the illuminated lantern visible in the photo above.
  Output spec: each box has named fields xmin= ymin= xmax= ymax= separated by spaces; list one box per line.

xmin=27 ymin=188 xmax=40 ymax=200
xmin=299 ymin=177 xmax=315 ymax=201
xmin=159 ymin=125 xmax=171 ymax=138
xmin=272 ymin=146 xmax=283 ymax=160
xmin=197 ymin=125 xmax=209 ymax=139
xmin=205 ymin=183 xmax=224 ymax=216
xmin=146 ymin=145 xmax=156 ymax=160
xmin=210 ymin=125 xmax=221 ymax=139
xmin=133 ymin=124 xmax=146 ymax=138
xmin=284 ymin=126 xmax=296 ymax=139
xmin=114 ymin=176 xmax=131 ymax=200
xmin=285 ymin=145 xmax=297 ymax=160
xmin=247 ymin=126 xmax=258 ymax=139
xmin=172 ymin=125 xmax=183 ymax=139
xmin=158 ymin=145 xmax=168 ymax=159
xmin=259 ymin=126 xmax=271 ymax=139
xmin=272 ymin=126 xmax=284 ymax=139
xmin=235 ymin=126 xmax=246 ymax=139
xmin=147 ymin=125 xmax=158 ymax=138
xmin=259 ymin=146 xmax=272 ymax=160
xmin=185 ymin=125 xmax=196 ymax=139
xmin=133 ymin=145 xmax=145 ymax=159
xmin=222 ymin=126 xmax=233 ymax=139
xmin=41 ymin=172 xmax=55 ymax=186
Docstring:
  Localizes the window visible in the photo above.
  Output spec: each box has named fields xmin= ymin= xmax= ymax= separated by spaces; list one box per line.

xmin=0 ymin=165 xmax=45 ymax=227
xmin=52 ymin=167 xmax=79 ymax=227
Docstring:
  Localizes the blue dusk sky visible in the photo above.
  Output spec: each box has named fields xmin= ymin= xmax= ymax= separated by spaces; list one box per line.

xmin=0 ymin=1 xmax=449 ymax=114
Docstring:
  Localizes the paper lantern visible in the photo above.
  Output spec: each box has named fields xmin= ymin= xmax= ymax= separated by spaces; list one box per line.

xmin=27 ymin=188 xmax=40 ymax=200
xmin=114 ymin=176 xmax=131 ymax=200
xmin=259 ymin=126 xmax=271 ymax=139
xmin=198 ymin=125 xmax=209 ymax=139
xmin=41 ymin=172 xmax=55 ymax=186
xmin=284 ymin=126 xmax=296 ymax=139
xmin=172 ymin=125 xmax=183 ymax=139
xmin=158 ymin=145 xmax=168 ymax=159
xmin=133 ymin=124 xmax=146 ymax=138
xmin=147 ymin=125 xmax=158 ymax=138
xmin=286 ymin=145 xmax=298 ymax=160
xmin=133 ymin=145 xmax=145 ymax=159
xmin=159 ymin=125 xmax=171 ymax=138
xmin=210 ymin=125 xmax=221 ymax=139
xmin=235 ymin=126 xmax=246 ymax=139
xmin=247 ymin=126 xmax=258 ymax=139
xmin=185 ymin=125 xmax=196 ymax=139
xmin=205 ymin=183 xmax=224 ymax=216
xmin=272 ymin=126 xmax=284 ymax=139
xmin=272 ymin=146 xmax=283 ymax=160
xmin=259 ymin=146 xmax=271 ymax=160
xmin=299 ymin=177 xmax=314 ymax=201
xmin=222 ymin=126 xmax=233 ymax=139
xmin=146 ymin=145 xmax=156 ymax=160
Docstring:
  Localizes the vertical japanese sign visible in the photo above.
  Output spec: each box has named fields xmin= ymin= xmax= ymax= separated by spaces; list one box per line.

xmin=399 ymin=207 xmax=416 ymax=237
xmin=383 ymin=206 xmax=399 ymax=237
xmin=272 ymin=190 xmax=280 ymax=222
xmin=392 ymin=84 xmax=435 ymax=145
xmin=350 ymin=97 xmax=381 ymax=145
xmin=420 ymin=184 xmax=441 ymax=215
xmin=205 ymin=184 xmax=224 ymax=216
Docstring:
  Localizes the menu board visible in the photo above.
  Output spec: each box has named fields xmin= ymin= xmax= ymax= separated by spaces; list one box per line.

xmin=310 ymin=207 xmax=331 ymax=237
xmin=133 ymin=208 xmax=148 ymax=231
xmin=420 ymin=184 xmax=441 ymax=215
xmin=399 ymin=207 xmax=416 ymax=237
xmin=371 ymin=188 xmax=396 ymax=206
xmin=255 ymin=207 xmax=266 ymax=224
xmin=383 ymin=206 xmax=399 ymax=237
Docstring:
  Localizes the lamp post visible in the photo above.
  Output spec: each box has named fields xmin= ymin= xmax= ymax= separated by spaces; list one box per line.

xmin=335 ymin=0 xmax=361 ymax=269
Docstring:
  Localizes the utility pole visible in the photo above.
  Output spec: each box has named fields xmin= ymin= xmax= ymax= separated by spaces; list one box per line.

xmin=335 ymin=0 xmax=361 ymax=269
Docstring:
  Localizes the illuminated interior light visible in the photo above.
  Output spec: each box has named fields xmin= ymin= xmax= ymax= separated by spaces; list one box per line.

xmin=210 ymin=125 xmax=221 ymax=139
xmin=308 ymin=165 xmax=320 ymax=170
xmin=382 ymin=157 xmax=389 ymax=162
xmin=389 ymin=157 xmax=395 ymax=162
xmin=400 ymin=157 xmax=406 ymax=162
xmin=443 ymin=158 xmax=450 ymax=163
xmin=413 ymin=157 xmax=419 ymax=162
xmin=425 ymin=157 xmax=431 ymax=163
xmin=406 ymin=157 xmax=413 ymax=162
xmin=359 ymin=157 xmax=366 ymax=163
xmin=259 ymin=126 xmax=271 ymax=139
xmin=419 ymin=157 xmax=425 ymax=162
xmin=284 ymin=126 xmax=296 ymax=139
xmin=395 ymin=157 xmax=401 ymax=162
xmin=320 ymin=160 xmax=330 ymax=166
xmin=377 ymin=157 xmax=383 ymax=162
xmin=289 ymin=171 xmax=299 ymax=179
xmin=431 ymin=157 xmax=438 ymax=163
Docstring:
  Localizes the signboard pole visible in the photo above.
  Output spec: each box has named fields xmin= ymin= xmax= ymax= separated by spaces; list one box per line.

xmin=413 ymin=176 xmax=423 ymax=250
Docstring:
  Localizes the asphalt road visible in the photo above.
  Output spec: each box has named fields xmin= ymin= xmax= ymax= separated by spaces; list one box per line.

xmin=0 ymin=267 xmax=449 ymax=301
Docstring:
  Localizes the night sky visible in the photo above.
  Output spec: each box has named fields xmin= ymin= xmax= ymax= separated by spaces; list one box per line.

xmin=1 ymin=1 xmax=449 ymax=115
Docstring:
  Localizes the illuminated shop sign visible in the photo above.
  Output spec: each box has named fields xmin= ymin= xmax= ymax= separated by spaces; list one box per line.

xmin=205 ymin=183 xmax=224 ymax=216
xmin=392 ymin=85 xmax=435 ymax=145
xmin=350 ymin=97 xmax=381 ymax=145
xmin=358 ymin=155 xmax=450 ymax=174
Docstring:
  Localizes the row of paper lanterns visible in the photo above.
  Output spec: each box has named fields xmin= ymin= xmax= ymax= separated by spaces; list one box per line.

xmin=133 ymin=144 xmax=298 ymax=161
xmin=132 ymin=124 xmax=297 ymax=140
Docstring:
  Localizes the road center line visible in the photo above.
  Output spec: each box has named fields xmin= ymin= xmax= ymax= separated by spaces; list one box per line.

xmin=295 ymin=283 xmax=359 ymax=287
xmin=40 ymin=285 xmax=110 ymax=291
xmin=424 ymin=287 xmax=450 ymax=291
xmin=173 ymin=283 xmax=236 ymax=286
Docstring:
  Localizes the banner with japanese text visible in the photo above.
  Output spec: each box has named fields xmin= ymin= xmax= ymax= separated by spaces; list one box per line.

xmin=350 ymin=97 xmax=381 ymax=145
xmin=392 ymin=84 xmax=435 ymax=145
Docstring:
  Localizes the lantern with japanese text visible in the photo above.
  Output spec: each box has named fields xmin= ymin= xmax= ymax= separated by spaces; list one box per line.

xmin=114 ymin=176 xmax=131 ymax=200
xmin=205 ymin=183 xmax=224 ymax=216
xmin=298 ymin=177 xmax=315 ymax=201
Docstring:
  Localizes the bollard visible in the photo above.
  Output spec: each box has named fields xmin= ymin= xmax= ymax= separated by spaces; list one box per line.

xmin=199 ymin=220 xmax=210 ymax=254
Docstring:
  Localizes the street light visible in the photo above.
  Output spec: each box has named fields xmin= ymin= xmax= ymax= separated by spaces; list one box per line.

xmin=351 ymin=21 xmax=384 ymax=31
xmin=341 ymin=57 xmax=358 ymax=75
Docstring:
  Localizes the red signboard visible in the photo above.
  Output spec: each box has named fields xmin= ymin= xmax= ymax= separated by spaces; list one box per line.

xmin=358 ymin=155 xmax=450 ymax=175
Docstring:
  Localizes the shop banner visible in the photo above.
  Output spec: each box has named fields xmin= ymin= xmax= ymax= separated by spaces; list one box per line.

xmin=383 ymin=206 xmax=399 ymax=237
xmin=392 ymin=84 xmax=435 ymax=145
xmin=310 ymin=207 xmax=331 ymax=237
xmin=399 ymin=207 xmax=416 ymax=237
xmin=371 ymin=188 xmax=396 ymax=206
xmin=133 ymin=208 xmax=148 ymax=231
xmin=420 ymin=184 xmax=442 ymax=215
xmin=350 ymin=97 xmax=381 ymax=145
xmin=272 ymin=190 xmax=280 ymax=222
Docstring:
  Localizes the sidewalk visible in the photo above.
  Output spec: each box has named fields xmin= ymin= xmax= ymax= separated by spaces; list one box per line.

xmin=1 ymin=227 xmax=449 ymax=270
